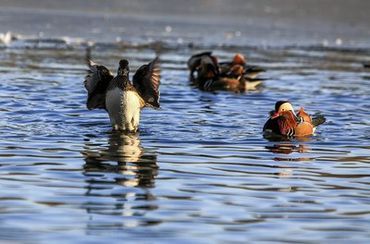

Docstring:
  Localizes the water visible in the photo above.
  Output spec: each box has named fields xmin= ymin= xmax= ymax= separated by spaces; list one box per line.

xmin=0 ymin=41 xmax=370 ymax=243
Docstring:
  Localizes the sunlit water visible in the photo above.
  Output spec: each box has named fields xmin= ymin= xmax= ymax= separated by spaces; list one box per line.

xmin=0 ymin=41 xmax=370 ymax=242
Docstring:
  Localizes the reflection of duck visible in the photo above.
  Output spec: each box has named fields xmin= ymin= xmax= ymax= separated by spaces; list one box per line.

xmin=266 ymin=143 xmax=313 ymax=164
xmin=266 ymin=143 xmax=309 ymax=155
xmin=82 ymin=133 xmax=159 ymax=228
xmin=82 ymin=132 xmax=158 ymax=188
xmin=107 ymin=132 xmax=144 ymax=163
xmin=263 ymin=101 xmax=326 ymax=138
xmin=81 ymin=132 xmax=159 ymax=227
xmin=187 ymin=52 xmax=265 ymax=92
xmin=266 ymin=143 xmax=312 ymax=179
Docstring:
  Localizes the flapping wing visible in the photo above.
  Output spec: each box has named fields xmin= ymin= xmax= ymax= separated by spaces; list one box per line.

xmin=133 ymin=57 xmax=161 ymax=108
xmin=84 ymin=60 xmax=113 ymax=110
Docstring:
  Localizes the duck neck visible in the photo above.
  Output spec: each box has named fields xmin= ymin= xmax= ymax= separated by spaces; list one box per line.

xmin=116 ymin=68 xmax=130 ymax=87
xmin=117 ymin=67 xmax=129 ymax=77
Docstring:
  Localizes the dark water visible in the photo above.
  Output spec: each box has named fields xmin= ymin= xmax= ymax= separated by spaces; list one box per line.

xmin=0 ymin=41 xmax=370 ymax=242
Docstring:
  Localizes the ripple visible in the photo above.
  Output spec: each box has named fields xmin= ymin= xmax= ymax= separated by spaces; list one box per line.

xmin=0 ymin=45 xmax=369 ymax=242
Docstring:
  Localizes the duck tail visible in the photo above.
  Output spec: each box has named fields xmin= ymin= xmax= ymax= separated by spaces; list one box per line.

xmin=245 ymin=80 xmax=262 ymax=90
xmin=311 ymin=114 xmax=326 ymax=127
xmin=243 ymin=77 xmax=265 ymax=90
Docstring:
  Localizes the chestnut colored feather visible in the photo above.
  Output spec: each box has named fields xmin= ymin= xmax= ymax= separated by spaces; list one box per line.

xmin=263 ymin=102 xmax=325 ymax=137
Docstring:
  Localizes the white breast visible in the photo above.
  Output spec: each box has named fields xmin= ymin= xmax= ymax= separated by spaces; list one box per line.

xmin=105 ymin=88 xmax=143 ymax=132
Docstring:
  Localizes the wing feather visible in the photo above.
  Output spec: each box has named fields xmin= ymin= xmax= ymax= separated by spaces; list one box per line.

xmin=84 ymin=60 xmax=113 ymax=110
xmin=133 ymin=57 xmax=161 ymax=108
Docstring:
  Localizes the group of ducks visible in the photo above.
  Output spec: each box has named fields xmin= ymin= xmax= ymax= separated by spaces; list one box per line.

xmin=187 ymin=51 xmax=265 ymax=92
xmin=84 ymin=52 xmax=325 ymax=138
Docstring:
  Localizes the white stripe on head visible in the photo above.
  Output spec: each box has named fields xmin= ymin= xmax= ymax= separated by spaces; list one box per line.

xmin=278 ymin=102 xmax=295 ymax=114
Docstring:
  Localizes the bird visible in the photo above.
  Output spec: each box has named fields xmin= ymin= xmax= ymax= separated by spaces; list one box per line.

xmin=219 ymin=53 xmax=266 ymax=79
xmin=263 ymin=101 xmax=326 ymax=137
xmin=187 ymin=52 xmax=265 ymax=92
xmin=84 ymin=57 xmax=160 ymax=132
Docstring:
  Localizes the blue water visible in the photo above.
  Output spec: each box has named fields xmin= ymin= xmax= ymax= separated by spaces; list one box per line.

xmin=0 ymin=43 xmax=370 ymax=242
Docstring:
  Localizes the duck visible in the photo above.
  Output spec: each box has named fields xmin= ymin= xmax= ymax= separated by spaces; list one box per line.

xmin=219 ymin=53 xmax=266 ymax=79
xmin=187 ymin=52 xmax=265 ymax=92
xmin=84 ymin=57 xmax=160 ymax=132
xmin=263 ymin=101 xmax=326 ymax=137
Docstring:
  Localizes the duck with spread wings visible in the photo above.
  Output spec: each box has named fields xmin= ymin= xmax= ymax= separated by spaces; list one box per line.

xmin=84 ymin=57 xmax=160 ymax=132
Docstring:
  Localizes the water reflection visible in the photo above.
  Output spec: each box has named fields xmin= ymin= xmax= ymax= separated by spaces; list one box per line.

xmin=266 ymin=143 xmax=309 ymax=155
xmin=83 ymin=132 xmax=158 ymax=188
xmin=265 ymin=143 xmax=311 ymax=179
xmin=266 ymin=142 xmax=312 ymax=163
xmin=81 ymin=132 xmax=158 ymax=224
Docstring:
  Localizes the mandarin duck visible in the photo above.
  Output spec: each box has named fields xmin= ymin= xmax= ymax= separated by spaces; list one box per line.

xmin=187 ymin=52 xmax=265 ymax=92
xmin=263 ymin=101 xmax=326 ymax=137
xmin=84 ymin=57 xmax=160 ymax=132
xmin=219 ymin=53 xmax=265 ymax=79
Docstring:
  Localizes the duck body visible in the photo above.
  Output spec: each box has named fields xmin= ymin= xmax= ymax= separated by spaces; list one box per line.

xmin=105 ymin=76 xmax=145 ymax=131
xmin=84 ymin=58 xmax=160 ymax=132
xmin=187 ymin=52 xmax=265 ymax=92
xmin=263 ymin=101 xmax=325 ymax=138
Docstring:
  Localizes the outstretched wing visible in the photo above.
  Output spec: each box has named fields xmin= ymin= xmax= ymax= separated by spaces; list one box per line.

xmin=84 ymin=60 xmax=113 ymax=110
xmin=133 ymin=57 xmax=161 ymax=108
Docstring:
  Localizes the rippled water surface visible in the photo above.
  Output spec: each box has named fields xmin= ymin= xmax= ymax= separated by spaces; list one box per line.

xmin=0 ymin=42 xmax=370 ymax=242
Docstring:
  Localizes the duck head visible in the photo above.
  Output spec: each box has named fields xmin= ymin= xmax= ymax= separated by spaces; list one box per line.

xmin=271 ymin=101 xmax=295 ymax=119
xmin=276 ymin=101 xmax=294 ymax=113
xmin=232 ymin=53 xmax=246 ymax=65
xmin=117 ymin=59 xmax=130 ymax=76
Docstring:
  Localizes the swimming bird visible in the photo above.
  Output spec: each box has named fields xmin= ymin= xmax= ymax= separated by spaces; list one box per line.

xmin=219 ymin=53 xmax=266 ymax=79
xmin=187 ymin=52 xmax=265 ymax=92
xmin=84 ymin=57 xmax=160 ymax=132
xmin=263 ymin=101 xmax=326 ymax=137
xmin=187 ymin=51 xmax=218 ymax=81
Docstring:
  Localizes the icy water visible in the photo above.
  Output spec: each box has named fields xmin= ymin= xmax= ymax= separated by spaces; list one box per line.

xmin=0 ymin=41 xmax=370 ymax=243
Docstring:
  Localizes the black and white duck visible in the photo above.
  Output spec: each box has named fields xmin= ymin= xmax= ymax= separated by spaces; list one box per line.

xmin=84 ymin=57 xmax=160 ymax=132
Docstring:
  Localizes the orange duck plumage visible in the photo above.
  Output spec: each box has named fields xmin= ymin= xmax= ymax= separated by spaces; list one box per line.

xmin=263 ymin=101 xmax=326 ymax=138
